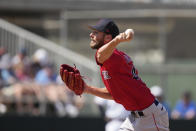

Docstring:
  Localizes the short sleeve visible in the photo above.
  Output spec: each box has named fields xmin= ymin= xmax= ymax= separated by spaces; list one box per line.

xmin=102 ymin=50 xmax=123 ymax=72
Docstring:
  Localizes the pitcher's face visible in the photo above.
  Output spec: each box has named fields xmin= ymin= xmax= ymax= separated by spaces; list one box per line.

xmin=89 ymin=30 xmax=105 ymax=49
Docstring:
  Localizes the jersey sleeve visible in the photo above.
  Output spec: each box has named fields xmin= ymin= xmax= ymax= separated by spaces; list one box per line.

xmin=95 ymin=49 xmax=123 ymax=72
xmin=102 ymin=50 xmax=123 ymax=72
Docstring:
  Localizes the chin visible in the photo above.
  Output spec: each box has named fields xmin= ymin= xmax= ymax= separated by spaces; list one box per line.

xmin=90 ymin=45 xmax=97 ymax=49
xmin=90 ymin=40 xmax=103 ymax=49
xmin=90 ymin=42 xmax=97 ymax=49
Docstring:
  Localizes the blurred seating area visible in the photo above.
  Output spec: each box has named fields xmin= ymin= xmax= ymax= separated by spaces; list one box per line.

xmin=0 ymin=47 xmax=84 ymax=117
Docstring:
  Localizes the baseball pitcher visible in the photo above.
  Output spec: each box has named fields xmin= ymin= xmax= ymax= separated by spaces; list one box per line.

xmin=60 ymin=19 xmax=169 ymax=131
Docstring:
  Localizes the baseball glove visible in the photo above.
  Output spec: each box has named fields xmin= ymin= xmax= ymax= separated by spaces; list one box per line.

xmin=60 ymin=64 xmax=84 ymax=95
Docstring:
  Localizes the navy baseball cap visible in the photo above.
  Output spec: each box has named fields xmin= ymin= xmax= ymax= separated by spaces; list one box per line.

xmin=89 ymin=19 xmax=119 ymax=38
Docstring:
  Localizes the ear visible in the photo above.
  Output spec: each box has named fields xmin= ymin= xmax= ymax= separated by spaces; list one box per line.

xmin=104 ymin=34 xmax=112 ymax=44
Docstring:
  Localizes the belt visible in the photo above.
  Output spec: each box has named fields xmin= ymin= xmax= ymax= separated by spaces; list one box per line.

xmin=131 ymin=100 xmax=159 ymax=117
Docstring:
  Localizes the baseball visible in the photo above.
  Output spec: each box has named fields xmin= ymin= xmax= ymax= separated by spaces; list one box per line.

xmin=125 ymin=29 xmax=134 ymax=36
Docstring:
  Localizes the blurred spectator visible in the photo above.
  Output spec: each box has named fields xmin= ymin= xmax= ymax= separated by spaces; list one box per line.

xmin=33 ymin=49 xmax=57 ymax=85
xmin=43 ymin=84 xmax=66 ymax=116
xmin=0 ymin=48 xmax=16 ymax=87
xmin=29 ymin=60 xmax=42 ymax=79
xmin=29 ymin=48 xmax=49 ymax=79
xmin=13 ymin=83 xmax=41 ymax=115
xmin=94 ymin=96 xmax=129 ymax=131
xmin=43 ymin=84 xmax=84 ymax=117
xmin=33 ymin=48 xmax=49 ymax=67
xmin=34 ymin=64 xmax=57 ymax=85
xmin=150 ymin=85 xmax=171 ymax=117
xmin=171 ymin=91 xmax=196 ymax=120
xmin=12 ymin=48 xmax=31 ymax=81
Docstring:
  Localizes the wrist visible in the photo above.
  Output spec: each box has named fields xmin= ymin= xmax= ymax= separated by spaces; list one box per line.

xmin=84 ymin=84 xmax=90 ymax=94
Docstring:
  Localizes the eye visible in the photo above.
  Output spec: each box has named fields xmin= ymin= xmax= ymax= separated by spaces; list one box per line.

xmin=93 ymin=31 xmax=98 ymax=34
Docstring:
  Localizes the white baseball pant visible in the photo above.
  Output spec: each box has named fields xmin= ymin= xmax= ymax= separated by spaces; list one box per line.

xmin=119 ymin=101 xmax=169 ymax=131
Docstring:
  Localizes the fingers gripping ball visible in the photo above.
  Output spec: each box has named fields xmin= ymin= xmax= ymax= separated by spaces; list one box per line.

xmin=125 ymin=29 xmax=134 ymax=40
xmin=60 ymin=64 xmax=84 ymax=95
xmin=125 ymin=29 xmax=134 ymax=36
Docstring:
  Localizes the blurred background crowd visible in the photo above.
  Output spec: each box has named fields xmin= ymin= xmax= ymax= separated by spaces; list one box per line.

xmin=0 ymin=47 xmax=84 ymax=117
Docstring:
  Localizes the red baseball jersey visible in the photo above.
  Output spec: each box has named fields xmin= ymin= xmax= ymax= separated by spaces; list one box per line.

xmin=96 ymin=49 xmax=155 ymax=111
